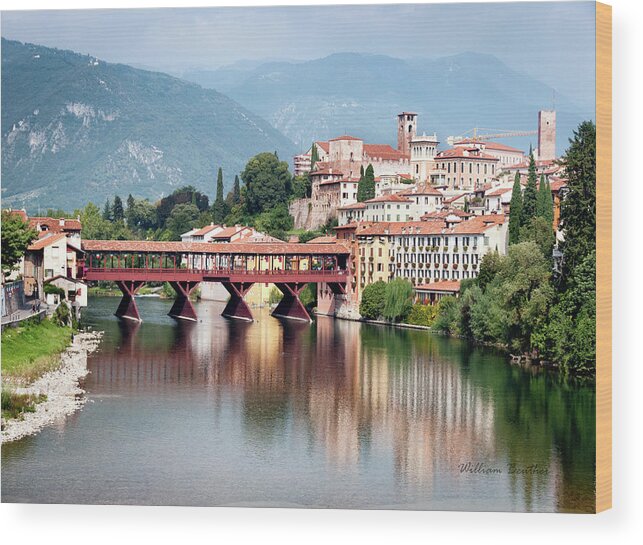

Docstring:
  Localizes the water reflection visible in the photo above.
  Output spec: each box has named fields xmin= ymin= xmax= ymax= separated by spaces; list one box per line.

xmin=1 ymin=297 xmax=595 ymax=511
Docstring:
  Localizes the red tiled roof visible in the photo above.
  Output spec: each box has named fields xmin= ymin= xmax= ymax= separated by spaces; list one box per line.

xmin=415 ymin=280 xmax=461 ymax=293
xmin=210 ymin=226 xmax=250 ymax=239
xmin=400 ymin=184 xmax=443 ymax=196
xmin=436 ymin=148 xmax=499 ymax=161
xmin=5 ymin=209 xmax=28 ymax=221
xmin=365 ymin=194 xmax=413 ymax=204
xmin=549 ymin=178 xmax=568 ymax=192
xmin=27 ymin=233 xmax=67 ymax=250
xmin=337 ymin=202 xmax=367 ymax=210
xmin=191 ymin=224 xmax=221 ymax=237
xmin=81 ymin=240 xmax=350 ymax=255
xmin=485 ymin=187 xmax=513 ymax=197
xmin=306 ymin=236 xmax=338 ymax=244
xmin=329 ymin=135 xmax=363 ymax=142
xmin=421 ymin=209 xmax=473 ymax=221
xmin=449 ymin=214 xmax=506 ymax=234
xmin=454 ymin=139 xmax=524 ymax=153
xmin=358 ymin=221 xmax=447 ymax=236
xmin=29 ymin=216 xmax=82 ymax=232
xmin=363 ymin=144 xmax=408 ymax=161
xmin=310 ymin=167 xmax=342 ymax=177
xmin=315 ymin=141 xmax=330 ymax=153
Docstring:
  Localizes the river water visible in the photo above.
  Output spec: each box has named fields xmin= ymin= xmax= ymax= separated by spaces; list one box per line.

xmin=2 ymin=296 xmax=595 ymax=512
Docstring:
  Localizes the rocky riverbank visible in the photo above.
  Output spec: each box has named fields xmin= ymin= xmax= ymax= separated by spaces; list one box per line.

xmin=1 ymin=330 xmax=103 ymax=443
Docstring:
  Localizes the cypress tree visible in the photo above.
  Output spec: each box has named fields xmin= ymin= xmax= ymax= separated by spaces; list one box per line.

xmin=102 ymin=199 xmax=112 ymax=221
xmin=233 ymin=175 xmax=241 ymax=204
xmin=521 ymin=152 xmax=538 ymax=226
xmin=212 ymin=167 xmax=227 ymax=223
xmin=537 ymin=174 xmax=554 ymax=227
xmin=310 ymin=144 xmax=319 ymax=171
xmin=508 ymin=171 xmax=523 ymax=245
xmin=112 ymin=195 xmax=124 ymax=222
xmin=357 ymin=164 xmax=375 ymax=202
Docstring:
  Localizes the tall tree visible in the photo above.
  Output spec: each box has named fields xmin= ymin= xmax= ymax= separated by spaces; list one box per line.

xmin=310 ymin=143 xmax=319 ymax=171
xmin=212 ymin=167 xmax=228 ymax=223
xmin=558 ymin=120 xmax=596 ymax=287
xmin=521 ymin=152 xmax=538 ymax=226
xmin=102 ymin=199 xmax=112 ymax=221
xmin=112 ymin=195 xmax=124 ymax=222
xmin=357 ymin=164 xmax=375 ymax=202
xmin=241 ymin=152 xmax=292 ymax=215
xmin=508 ymin=172 xmax=523 ymax=245
xmin=537 ymin=174 xmax=554 ymax=226
xmin=1 ymin=211 xmax=38 ymax=279
xmin=232 ymin=175 xmax=241 ymax=204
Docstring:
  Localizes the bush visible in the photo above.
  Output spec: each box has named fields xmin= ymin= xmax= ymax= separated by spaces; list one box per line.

xmin=404 ymin=303 xmax=437 ymax=327
xmin=433 ymin=296 xmax=460 ymax=335
xmin=44 ymin=283 xmax=66 ymax=298
xmin=359 ymin=281 xmax=387 ymax=320
xmin=52 ymin=302 xmax=71 ymax=327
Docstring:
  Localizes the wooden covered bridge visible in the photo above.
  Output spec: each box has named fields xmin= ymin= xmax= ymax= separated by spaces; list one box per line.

xmin=79 ymin=240 xmax=351 ymax=322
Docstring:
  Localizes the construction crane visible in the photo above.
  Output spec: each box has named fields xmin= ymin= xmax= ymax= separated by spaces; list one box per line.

xmin=447 ymin=127 xmax=537 ymax=146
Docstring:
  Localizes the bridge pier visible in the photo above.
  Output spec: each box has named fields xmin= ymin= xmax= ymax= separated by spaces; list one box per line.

xmin=221 ymin=282 xmax=254 ymax=321
xmin=115 ymin=280 xmax=145 ymax=322
xmin=272 ymin=282 xmax=312 ymax=322
xmin=168 ymin=281 xmax=200 ymax=321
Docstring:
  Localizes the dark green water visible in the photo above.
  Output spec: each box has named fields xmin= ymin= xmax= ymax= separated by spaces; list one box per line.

xmin=1 ymin=296 xmax=595 ymax=511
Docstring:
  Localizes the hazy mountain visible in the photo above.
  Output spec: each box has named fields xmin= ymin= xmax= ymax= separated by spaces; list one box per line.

xmin=184 ymin=52 xmax=592 ymax=153
xmin=1 ymin=39 xmax=296 ymax=211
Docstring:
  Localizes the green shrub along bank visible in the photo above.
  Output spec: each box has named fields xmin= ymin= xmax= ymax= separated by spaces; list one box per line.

xmin=360 ymin=279 xmax=435 ymax=327
xmin=433 ymin=121 xmax=596 ymax=376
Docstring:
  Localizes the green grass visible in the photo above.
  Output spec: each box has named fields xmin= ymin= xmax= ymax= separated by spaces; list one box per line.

xmin=1 ymin=389 xmax=47 ymax=422
xmin=1 ymin=319 xmax=73 ymax=383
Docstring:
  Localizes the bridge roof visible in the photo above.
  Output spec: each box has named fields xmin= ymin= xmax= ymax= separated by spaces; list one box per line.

xmin=82 ymin=240 xmax=351 ymax=256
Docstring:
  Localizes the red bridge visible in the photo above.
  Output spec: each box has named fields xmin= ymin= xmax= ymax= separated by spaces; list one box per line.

xmin=80 ymin=240 xmax=351 ymax=323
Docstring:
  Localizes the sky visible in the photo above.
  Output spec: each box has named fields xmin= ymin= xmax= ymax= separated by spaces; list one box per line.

xmin=1 ymin=1 xmax=596 ymax=109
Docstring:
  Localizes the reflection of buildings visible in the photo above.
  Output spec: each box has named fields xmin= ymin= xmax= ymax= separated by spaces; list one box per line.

xmin=88 ymin=303 xmax=583 ymax=510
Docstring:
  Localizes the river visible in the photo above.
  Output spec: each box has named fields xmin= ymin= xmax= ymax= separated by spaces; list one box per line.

xmin=1 ymin=296 xmax=595 ymax=512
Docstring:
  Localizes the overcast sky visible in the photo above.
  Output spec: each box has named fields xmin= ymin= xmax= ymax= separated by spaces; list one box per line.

xmin=1 ymin=2 xmax=596 ymax=108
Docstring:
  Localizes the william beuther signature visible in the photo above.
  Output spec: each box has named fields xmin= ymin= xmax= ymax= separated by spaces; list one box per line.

xmin=458 ymin=462 xmax=549 ymax=476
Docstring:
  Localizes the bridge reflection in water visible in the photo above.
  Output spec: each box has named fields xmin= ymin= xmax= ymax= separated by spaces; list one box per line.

xmin=82 ymin=299 xmax=595 ymax=512
xmin=80 ymin=239 xmax=351 ymax=322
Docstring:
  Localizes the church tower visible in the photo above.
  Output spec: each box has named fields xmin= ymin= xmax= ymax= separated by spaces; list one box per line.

xmin=537 ymin=110 xmax=556 ymax=161
xmin=397 ymin=112 xmax=417 ymax=156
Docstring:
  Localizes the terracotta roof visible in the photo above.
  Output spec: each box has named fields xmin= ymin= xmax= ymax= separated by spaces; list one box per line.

xmin=365 ymin=194 xmax=413 ymax=204
xmin=315 ymin=141 xmax=330 ymax=153
xmin=310 ymin=167 xmax=342 ymax=177
xmin=29 ymin=217 xmax=82 ymax=232
xmin=363 ymin=144 xmax=408 ymax=161
xmin=210 ymin=226 xmax=251 ymax=239
xmin=549 ymin=178 xmax=568 ymax=192
xmin=454 ymin=139 xmax=524 ymax=153
xmin=449 ymin=215 xmax=506 ymax=234
xmin=329 ymin=135 xmax=363 ymax=142
xmin=306 ymin=236 xmax=338 ymax=244
xmin=27 ymin=233 xmax=67 ymax=250
xmin=191 ymin=224 xmax=221 ymax=237
xmin=400 ymin=184 xmax=443 ymax=196
xmin=81 ymin=240 xmax=350 ymax=255
xmin=337 ymin=202 xmax=367 ymax=210
xmin=358 ymin=221 xmax=447 ymax=236
xmin=421 ymin=209 xmax=473 ymax=221
xmin=485 ymin=187 xmax=513 ymax=197
xmin=415 ymin=280 xmax=461 ymax=293
xmin=436 ymin=148 xmax=499 ymax=161
xmin=5 ymin=209 xmax=28 ymax=221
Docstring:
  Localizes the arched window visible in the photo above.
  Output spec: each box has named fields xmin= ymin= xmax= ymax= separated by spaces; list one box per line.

xmin=408 ymin=124 xmax=413 ymax=133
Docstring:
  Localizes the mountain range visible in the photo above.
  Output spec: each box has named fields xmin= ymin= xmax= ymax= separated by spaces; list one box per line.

xmin=1 ymin=39 xmax=296 ymax=211
xmin=183 ymin=52 xmax=592 ymax=153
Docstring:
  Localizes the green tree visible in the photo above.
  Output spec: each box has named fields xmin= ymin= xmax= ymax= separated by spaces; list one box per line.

xmin=112 ymin=195 xmax=124 ymax=222
xmin=126 ymin=199 xmax=157 ymax=231
xmin=536 ymin=174 xmax=554 ymax=226
xmin=433 ymin=295 xmax=460 ymax=335
xmin=357 ymin=164 xmax=375 ymax=202
xmin=558 ymin=120 xmax=596 ymax=288
xmin=520 ymin=216 xmax=555 ymax=259
xmin=508 ymin=172 xmax=523 ymax=244
xmin=102 ymin=199 xmax=112 ymax=221
xmin=310 ymin=143 xmax=319 ymax=171
xmin=383 ymin=278 xmax=414 ymax=322
xmin=242 ymin=152 xmax=292 ymax=215
xmin=165 ymin=203 xmax=200 ymax=240
xmin=291 ymin=175 xmax=312 ymax=200
xmin=1 ymin=211 xmax=38 ymax=278
xmin=212 ymin=167 xmax=228 ymax=223
xmin=359 ymin=280 xmax=387 ymax=320
xmin=405 ymin=303 xmax=437 ymax=327
xmin=253 ymin=203 xmax=294 ymax=240
xmin=521 ymin=152 xmax=538 ymax=226
xmin=477 ymin=249 xmax=502 ymax=290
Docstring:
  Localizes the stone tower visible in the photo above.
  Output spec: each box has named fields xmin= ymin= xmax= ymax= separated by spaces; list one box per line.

xmin=537 ymin=110 xmax=556 ymax=161
xmin=397 ymin=112 xmax=417 ymax=156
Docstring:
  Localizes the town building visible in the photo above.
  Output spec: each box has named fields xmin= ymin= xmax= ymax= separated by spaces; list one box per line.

xmin=537 ymin=109 xmax=556 ymax=161
xmin=410 ymin=132 xmax=439 ymax=183
xmin=453 ymin=139 xmax=525 ymax=167
xmin=415 ymin=280 xmax=461 ymax=305
xmin=431 ymin=147 xmax=500 ymax=190
xmin=180 ymin=224 xmax=255 ymax=243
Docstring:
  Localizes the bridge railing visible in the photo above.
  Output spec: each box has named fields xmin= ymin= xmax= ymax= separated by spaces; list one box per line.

xmin=84 ymin=267 xmax=349 ymax=278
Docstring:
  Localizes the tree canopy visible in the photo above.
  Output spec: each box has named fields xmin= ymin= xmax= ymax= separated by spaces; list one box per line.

xmin=241 ymin=152 xmax=292 ymax=215
xmin=1 ymin=211 xmax=37 ymax=278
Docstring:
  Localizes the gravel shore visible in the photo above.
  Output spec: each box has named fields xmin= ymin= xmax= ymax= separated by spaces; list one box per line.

xmin=1 ymin=330 xmax=103 ymax=443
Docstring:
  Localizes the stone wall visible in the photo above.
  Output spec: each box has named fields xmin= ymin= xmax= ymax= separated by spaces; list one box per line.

xmin=289 ymin=197 xmax=335 ymax=231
